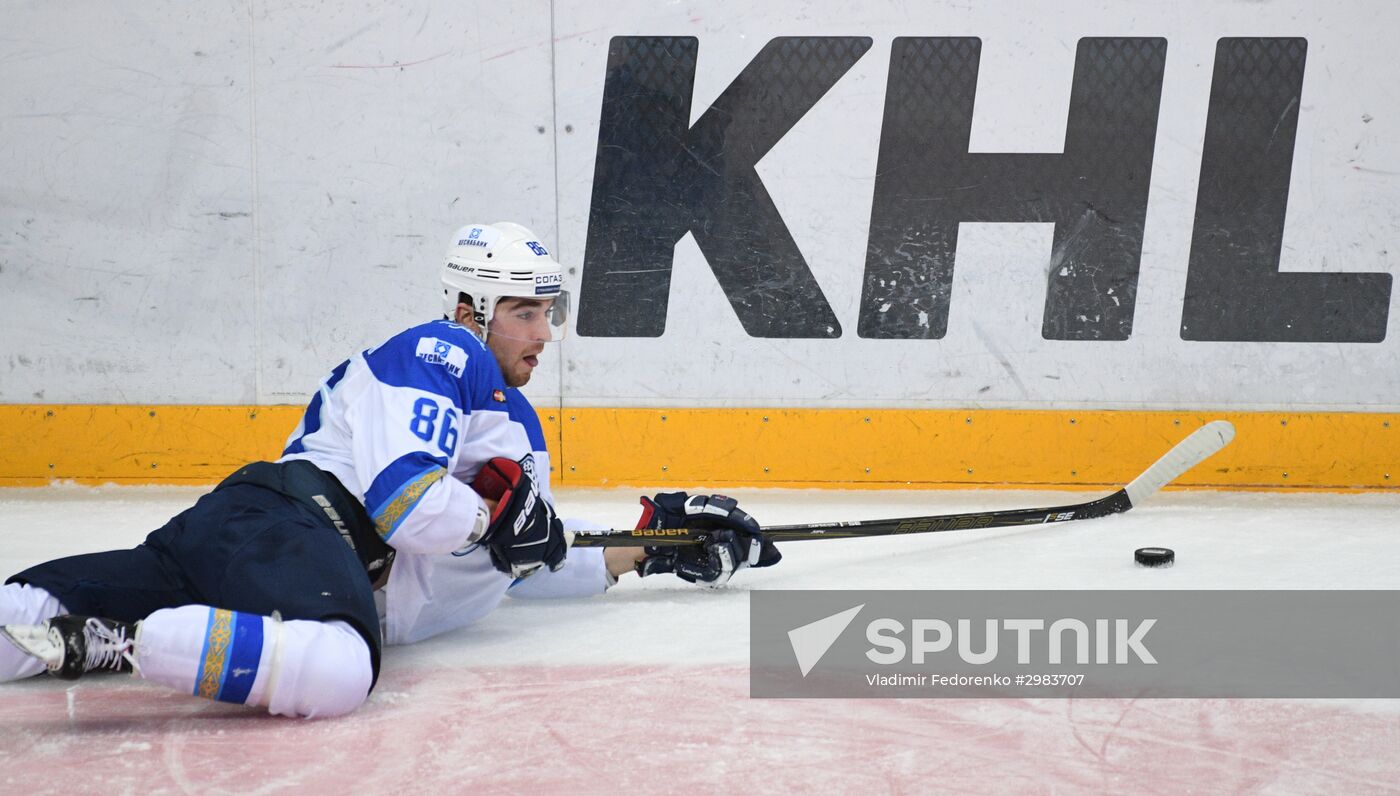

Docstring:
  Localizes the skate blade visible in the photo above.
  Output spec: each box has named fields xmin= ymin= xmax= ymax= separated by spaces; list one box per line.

xmin=0 ymin=624 xmax=64 ymax=668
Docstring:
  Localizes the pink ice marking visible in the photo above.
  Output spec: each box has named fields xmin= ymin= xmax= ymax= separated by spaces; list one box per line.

xmin=1 ymin=664 xmax=1397 ymax=795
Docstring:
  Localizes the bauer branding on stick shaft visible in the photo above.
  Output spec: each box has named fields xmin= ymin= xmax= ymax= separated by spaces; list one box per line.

xmin=571 ymin=420 xmax=1237 ymax=548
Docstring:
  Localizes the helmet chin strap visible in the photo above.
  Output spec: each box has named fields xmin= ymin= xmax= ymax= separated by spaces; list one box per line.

xmin=478 ymin=293 xmax=506 ymax=339
xmin=473 ymin=295 xmax=500 ymax=342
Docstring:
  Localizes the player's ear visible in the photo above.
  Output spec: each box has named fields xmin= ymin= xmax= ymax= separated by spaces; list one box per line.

xmin=455 ymin=302 xmax=481 ymax=333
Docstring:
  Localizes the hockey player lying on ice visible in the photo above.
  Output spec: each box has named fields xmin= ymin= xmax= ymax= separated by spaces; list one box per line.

xmin=0 ymin=222 xmax=779 ymax=717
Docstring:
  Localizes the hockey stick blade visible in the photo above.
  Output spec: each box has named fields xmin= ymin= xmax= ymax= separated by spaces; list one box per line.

xmin=568 ymin=420 xmax=1236 ymax=547
xmin=1122 ymin=419 xmax=1234 ymax=507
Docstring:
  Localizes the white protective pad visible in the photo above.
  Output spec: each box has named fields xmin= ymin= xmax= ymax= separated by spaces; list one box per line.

xmin=138 ymin=606 xmax=373 ymax=719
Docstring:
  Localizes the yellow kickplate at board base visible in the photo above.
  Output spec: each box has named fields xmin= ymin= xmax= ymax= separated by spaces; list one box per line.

xmin=555 ymin=408 xmax=1397 ymax=491
xmin=0 ymin=405 xmax=565 ymax=486
xmin=0 ymin=405 xmax=1394 ymax=490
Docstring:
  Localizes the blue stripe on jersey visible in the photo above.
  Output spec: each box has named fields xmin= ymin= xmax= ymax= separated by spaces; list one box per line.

xmin=282 ymin=390 xmax=321 ymax=456
xmin=366 ymin=453 xmax=449 ymax=540
xmin=216 ymin=612 xmax=264 ymax=705
xmin=284 ymin=359 xmax=351 ymax=455
xmin=324 ymin=357 xmax=350 ymax=391
xmin=503 ymin=389 xmax=547 ymax=452
xmin=363 ymin=322 xmax=493 ymax=409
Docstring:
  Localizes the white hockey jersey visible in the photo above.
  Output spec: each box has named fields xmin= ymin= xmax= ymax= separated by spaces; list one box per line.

xmin=279 ymin=319 xmax=609 ymax=645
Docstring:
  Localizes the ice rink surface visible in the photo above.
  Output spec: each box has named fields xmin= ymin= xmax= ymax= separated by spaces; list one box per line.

xmin=1 ymin=484 xmax=1397 ymax=794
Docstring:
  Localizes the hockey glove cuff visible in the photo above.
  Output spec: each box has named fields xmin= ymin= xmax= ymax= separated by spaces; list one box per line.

xmin=471 ymin=456 xmax=567 ymax=579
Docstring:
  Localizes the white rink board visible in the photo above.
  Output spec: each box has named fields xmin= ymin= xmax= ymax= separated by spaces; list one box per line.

xmin=553 ymin=0 xmax=1400 ymax=410
xmin=250 ymin=2 xmax=560 ymax=403
xmin=1 ymin=1 xmax=1398 ymax=410
xmin=0 ymin=2 xmax=259 ymax=403
xmin=0 ymin=1 xmax=559 ymax=405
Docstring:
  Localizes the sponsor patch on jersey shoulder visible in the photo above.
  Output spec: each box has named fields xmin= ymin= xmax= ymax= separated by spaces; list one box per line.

xmin=415 ymin=337 xmax=468 ymax=377
xmin=492 ymin=389 xmax=506 ymax=402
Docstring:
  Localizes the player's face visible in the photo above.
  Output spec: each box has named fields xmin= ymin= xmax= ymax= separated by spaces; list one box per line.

xmin=486 ymin=298 xmax=554 ymax=387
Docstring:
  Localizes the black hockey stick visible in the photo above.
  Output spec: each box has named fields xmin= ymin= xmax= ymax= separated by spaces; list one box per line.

xmin=568 ymin=420 xmax=1236 ymax=548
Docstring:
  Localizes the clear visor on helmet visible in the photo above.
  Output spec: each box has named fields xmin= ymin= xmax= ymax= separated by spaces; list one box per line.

xmin=486 ymin=291 xmax=570 ymax=343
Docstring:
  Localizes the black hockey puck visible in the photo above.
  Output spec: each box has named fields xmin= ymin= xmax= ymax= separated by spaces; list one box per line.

xmin=1134 ymin=547 xmax=1175 ymax=568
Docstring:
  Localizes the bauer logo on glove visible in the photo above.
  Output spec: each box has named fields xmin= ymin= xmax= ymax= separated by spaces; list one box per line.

xmin=633 ymin=492 xmax=781 ymax=587
xmin=471 ymin=455 xmax=568 ymax=579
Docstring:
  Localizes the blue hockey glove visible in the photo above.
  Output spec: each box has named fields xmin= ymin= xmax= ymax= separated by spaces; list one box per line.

xmin=634 ymin=492 xmax=780 ymax=586
xmin=472 ymin=456 xmax=567 ymax=579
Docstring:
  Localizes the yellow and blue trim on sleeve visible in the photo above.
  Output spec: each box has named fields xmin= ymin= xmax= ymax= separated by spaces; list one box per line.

xmin=370 ymin=464 xmax=446 ymax=541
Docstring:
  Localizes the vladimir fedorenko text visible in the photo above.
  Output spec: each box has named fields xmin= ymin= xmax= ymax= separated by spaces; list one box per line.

xmin=864 ymin=673 xmax=1087 ymax=688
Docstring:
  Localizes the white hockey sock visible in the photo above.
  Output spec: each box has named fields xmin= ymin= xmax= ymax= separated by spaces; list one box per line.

xmin=0 ymin=583 xmax=68 ymax=681
xmin=137 ymin=605 xmax=373 ymax=718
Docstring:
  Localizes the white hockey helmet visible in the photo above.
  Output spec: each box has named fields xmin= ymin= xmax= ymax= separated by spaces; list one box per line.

xmin=441 ymin=222 xmax=569 ymax=342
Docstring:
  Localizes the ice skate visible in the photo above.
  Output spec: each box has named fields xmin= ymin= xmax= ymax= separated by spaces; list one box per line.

xmin=0 ymin=615 xmax=139 ymax=680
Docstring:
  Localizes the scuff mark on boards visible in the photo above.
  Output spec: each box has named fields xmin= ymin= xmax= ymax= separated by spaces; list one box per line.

xmin=331 ymin=50 xmax=452 ymax=70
